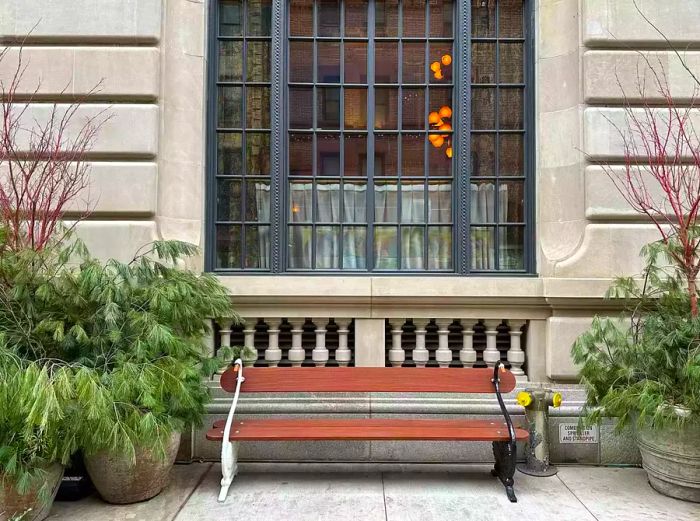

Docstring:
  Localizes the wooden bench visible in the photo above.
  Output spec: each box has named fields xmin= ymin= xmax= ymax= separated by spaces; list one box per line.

xmin=208 ymin=360 xmax=527 ymax=503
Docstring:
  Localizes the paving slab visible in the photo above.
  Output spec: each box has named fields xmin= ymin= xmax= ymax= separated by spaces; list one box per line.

xmin=557 ymin=466 xmax=700 ymax=521
xmin=174 ymin=465 xmax=386 ymax=521
xmin=47 ymin=463 xmax=211 ymax=521
xmin=383 ymin=466 xmax=596 ymax=521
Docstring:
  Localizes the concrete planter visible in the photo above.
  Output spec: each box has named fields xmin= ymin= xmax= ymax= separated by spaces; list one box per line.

xmin=636 ymin=421 xmax=700 ymax=502
xmin=84 ymin=431 xmax=181 ymax=504
xmin=0 ymin=464 xmax=63 ymax=521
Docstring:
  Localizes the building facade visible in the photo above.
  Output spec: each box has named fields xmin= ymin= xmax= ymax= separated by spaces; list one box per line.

xmin=2 ymin=0 xmax=699 ymax=464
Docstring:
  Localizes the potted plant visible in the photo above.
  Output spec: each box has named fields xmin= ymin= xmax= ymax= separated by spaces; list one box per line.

xmin=0 ymin=350 xmax=77 ymax=521
xmin=573 ymin=47 xmax=700 ymax=501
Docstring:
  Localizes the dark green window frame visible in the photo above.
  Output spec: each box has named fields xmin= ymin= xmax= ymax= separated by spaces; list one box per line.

xmin=206 ymin=0 xmax=535 ymax=274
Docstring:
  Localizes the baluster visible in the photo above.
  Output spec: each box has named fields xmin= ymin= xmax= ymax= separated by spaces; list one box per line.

xmin=264 ymin=318 xmax=282 ymax=367
xmin=288 ymin=319 xmax=306 ymax=366
xmin=242 ymin=319 xmax=257 ymax=367
xmin=482 ymin=320 xmax=501 ymax=368
xmin=216 ymin=319 xmax=234 ymax=374
xmin=413 ymin=320 xmax=429 ymax=367
xmin=459 ymin=321 xmax=477 ymax=368
xmin=312 ymin=318 xmax=329 ymax=367
xmin=435 ymin=319 xmax=453 ymax=368
xmin=507 ymin=320 xmax=526 ymax=380
xmin=334 ymin=318 xmax=352 ymax=367
xmin=203 ymin=318 xmax=216 ymax=359
xmin=387 ymin=320 xmax=405 ymax=367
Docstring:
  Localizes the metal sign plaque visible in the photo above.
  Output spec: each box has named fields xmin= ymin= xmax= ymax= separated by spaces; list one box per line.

xmin=559 ymin=423 xmax=599 ymax=444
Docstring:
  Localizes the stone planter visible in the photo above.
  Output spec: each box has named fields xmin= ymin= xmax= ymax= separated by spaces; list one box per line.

xmin=84 ymin=431 xmax=181 ymax=504
xmin=0 ymin=464 xmax=63 ymax=521
xmin=637 ymin=421 xmax=700 ymax=502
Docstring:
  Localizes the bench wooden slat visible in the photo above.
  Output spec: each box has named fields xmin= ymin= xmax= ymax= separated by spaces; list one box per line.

xmin=220 ymin=366 xmax=516 ymax=394
xmin=206 ymin=418 xmax=528 ymax=442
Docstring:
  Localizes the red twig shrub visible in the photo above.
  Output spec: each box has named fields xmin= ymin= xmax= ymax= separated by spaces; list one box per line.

xmin=0 ymin=46 xmax=107 ymax=252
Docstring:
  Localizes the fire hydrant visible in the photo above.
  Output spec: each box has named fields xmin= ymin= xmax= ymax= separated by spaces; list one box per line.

xmin=516 ymin=387 xmax=562 ymax=476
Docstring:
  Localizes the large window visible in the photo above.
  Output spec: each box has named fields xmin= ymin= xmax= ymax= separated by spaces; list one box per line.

xmin=208 ymin=0 xmax=532 ymax=273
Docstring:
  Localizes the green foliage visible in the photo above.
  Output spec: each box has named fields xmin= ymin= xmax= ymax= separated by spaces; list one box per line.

xmin=0 ymin=234 xmax=242 ymax=463
xmin=572 ymin=240 xmax=700 ymax=431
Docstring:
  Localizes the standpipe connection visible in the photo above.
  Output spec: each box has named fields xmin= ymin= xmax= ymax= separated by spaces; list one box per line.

xmin=516 ymin=388 xmax=562 ymax=477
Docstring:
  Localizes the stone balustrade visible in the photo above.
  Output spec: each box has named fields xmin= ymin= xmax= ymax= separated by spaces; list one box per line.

xmin=208 ymin=316 xmax=529 ymax=379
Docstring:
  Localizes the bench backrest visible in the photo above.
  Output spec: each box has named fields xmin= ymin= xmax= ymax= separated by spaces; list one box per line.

xmin=220 ymin=366 xmax=515 ymax=394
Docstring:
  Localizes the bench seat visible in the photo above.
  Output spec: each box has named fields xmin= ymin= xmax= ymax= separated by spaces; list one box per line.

xmin=207 ymin=418 xmax=528 ymax=442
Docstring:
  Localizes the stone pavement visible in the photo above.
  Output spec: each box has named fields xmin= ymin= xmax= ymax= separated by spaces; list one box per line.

xmin=48 ymin=463 xmax=700 ymax=521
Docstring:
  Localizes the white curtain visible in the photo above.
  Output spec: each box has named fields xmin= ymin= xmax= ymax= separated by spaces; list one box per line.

xmin=470 ymin=182 xmax=509 ymax=269
xmin=251 ymin=181 xmax=270 ymax=269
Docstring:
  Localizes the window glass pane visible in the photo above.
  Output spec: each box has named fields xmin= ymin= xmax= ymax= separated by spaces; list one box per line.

xmin=402 ymin=88 xmax=425 ymax=130
xmin=472 ymin=42 xmax=495 ymax=84
xmin=317 ymin=133 xmax=341 ymax=175
xmin=374 ymin=226 xmax=398 ymax=269
xmin=289 ymin=87 xmax=314 ymax=129
xmin=288 ymin=226 xmax=313 ymax=268
xmin=289 ymin=133 xmax=313 ymax=176
xmin=344 ymin=134 xmax=367 ymax=175
xmin=471 ymin=1 xmax=495 ymax=38
xmin=218 ymin=86 xmax=243 ymax=128
xmin=402 ymin=0 xmax=425 ymax=37
xmin=246 ymin=0 xmax=271 ymax=35
xmin=247 ymin=132 xmax=271 ymax=174
xmin=401 ymin=133 xmax=424 ymax=176
xmin=428 ymin=135 xmax=451 ymax=176
xmin=429 ymin=0 xmax=454 ymax=37
xmin=470 ymin=181 xmax=495 ymax=223
xmin=343 ymin=227 xmax=367 ymax=269
xmin=428 ymin=226 xmax=452 ymax=269
xmin=290 ymin=41 xmax=314 ymax=82
xmin=245 ymin=180 xmax=271 ymax=221
xmin=290 ymin=0 xmax=313 ymax=36
xmin=345 ymin=43 xmax=368 ymax=84
xmin=471 ymin=134 xmax=495 ymax=177
xmin=290 ymin=181 xmax=313 ymax=221
xmin=318 ymin=87 xmax=341 ymax=128
xmin=499 ymin=226 xmax=524 ymax=270
xmin=401 ymin=182 xmax=425 ymax=223
xmin=471 ymin=88 xmax=495 ymax=129
xmin=499 ymin=88 xmax=523 ymax=130
xmin=218 ymin=133 xmax=243 ymax=174
xmin=375 ymin=42 xmax=399 ymax=84
xmin=375 ymin=134 xmax=398 ymax=176
xmin=343 ymin=182 xmax=367 ymax=222
xmin=244 ymin=225 xmax=270 ymax=268
xmin=429 ymin=42 xmax=452 ymax=84
xmin=318 ymin=42 xmax=341 ymax=83
xmin=217 ymin=179 xmax=242 ymax=221
xmin=499 ymin=43 xmax=523 ymax=83
xmin=375 ymin=0 xmax=399 ymax=37
xmin=500 ymin=180 xmax=524 ymax=223
xmin=499 ymin=134 xmax=523 ymax=176
xmin=428 ymin=181 xmax=452 ymax=223
xmin=318 ymin=0 xmax=341 ymax=37
xmin=499 ymin=0 xmax=524 ymax=38
xmin=402 ymin=42 xmax=425 ymax=84
xmin=216 ymin=225 xmax=242 ymax=268
xmin=471 ymin=227 xmax=495 ymax=270
xmin=344 ymin=88 xmax=367 ymax=129
xmin=246 ymin=87 xmax=270 ymax=128
xmin=345 ymin=0 xmax=368 ymax=37
xmin=219 ymin=41 xmax=243 ymax=82
xmin=375 ymin=88 xmax=398 ymax=129
xmin=220 ymin=0 xmax=243 ymax=36
xmin=401 ymin=227 xmax=424 ymax=269
xmin=375 ymin=182 xmax=398 ymax=222
xmin=317 ymin=182 xmax=341 ymax=222
xmin=316 ymin=226 xmax=341 ymax=268
xmin=247 ymin=41 xmax=271 ymax=82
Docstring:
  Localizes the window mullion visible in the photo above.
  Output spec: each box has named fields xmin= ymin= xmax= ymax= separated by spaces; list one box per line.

xmin=270 ymin=0 xmax=286 ymax=272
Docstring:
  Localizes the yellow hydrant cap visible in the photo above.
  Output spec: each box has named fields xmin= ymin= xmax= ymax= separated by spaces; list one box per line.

xmin=552 ymin=392 xmax=562 ymax=408
xmin=516 ymin=391 xmax=532 ymax=407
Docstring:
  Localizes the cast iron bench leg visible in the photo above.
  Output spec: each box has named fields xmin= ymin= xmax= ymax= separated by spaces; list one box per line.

xmin=492 ymin=440 xmax=517 ymax=502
